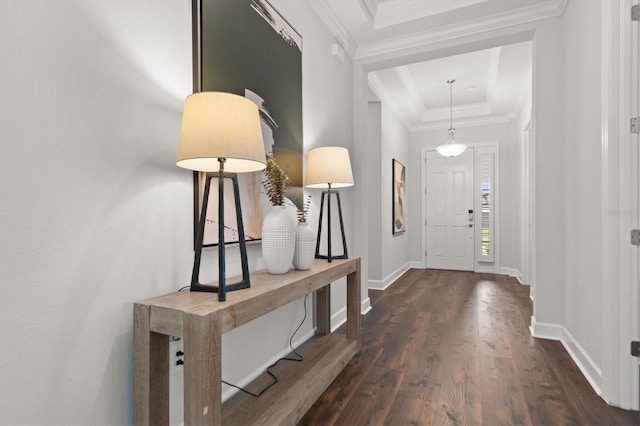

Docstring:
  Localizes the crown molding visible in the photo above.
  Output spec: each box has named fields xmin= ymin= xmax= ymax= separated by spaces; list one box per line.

xmin=305 ymin=0 xmax=357 ymax=58
xmin=486 ymin=46 xmax=502 ymax=105
xmin=373 ymin=0 xmax=488 ymax=30
xmin=368 ymin=72 xmax=412 ymax=130
xmin=354 ymin=0 xmax=568 ymax=60
xmin=412 ymin=114 xmax=513 ymax=132
xmin=514 ymin=66 xmax=533 ymax=119
xmin=394 ymin=65 xmax=426 ymax=115
xmin=357 ymin=0 xmax=377 ymax=23
xmin=369 ymin=71 xmax=517 ymax=133
xmin=422 ymin=102 xmax=492 ymax=122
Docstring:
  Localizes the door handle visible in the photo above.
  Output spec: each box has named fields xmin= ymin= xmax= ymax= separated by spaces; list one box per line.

xmin=468 ymin=209 xmax=474 ymax=223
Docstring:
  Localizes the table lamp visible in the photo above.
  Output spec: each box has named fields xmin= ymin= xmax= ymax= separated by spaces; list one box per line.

xmin=304 ymin=146 xmax=354 ymax=262
xmin=176 ymin=92 xmax=266 ymax=301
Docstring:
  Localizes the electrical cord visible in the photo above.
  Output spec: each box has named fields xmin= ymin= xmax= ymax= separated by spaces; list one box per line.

xmin=174 ymin=284 xmax=309 ymax=398
xmin=222 ymin=293 xmax=309 ymax=398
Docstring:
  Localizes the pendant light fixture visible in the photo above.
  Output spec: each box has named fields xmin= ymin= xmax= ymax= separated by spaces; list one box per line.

xmin=437 ymin=79 xmax=467 ymax=157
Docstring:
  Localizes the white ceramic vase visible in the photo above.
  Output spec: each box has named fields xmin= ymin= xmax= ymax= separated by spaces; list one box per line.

xmin=293 ymin=222 xmax=315 ymax=270
xmin=262 ymin=205 xmax=296 ymax=274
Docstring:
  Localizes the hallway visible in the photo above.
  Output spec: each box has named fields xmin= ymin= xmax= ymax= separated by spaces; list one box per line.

xmin=300 ymin=269 xmax=639 ymax=425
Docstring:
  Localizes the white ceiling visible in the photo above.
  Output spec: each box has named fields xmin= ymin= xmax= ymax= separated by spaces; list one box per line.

xmin=308 ymin=0 xmax=567 ymax=130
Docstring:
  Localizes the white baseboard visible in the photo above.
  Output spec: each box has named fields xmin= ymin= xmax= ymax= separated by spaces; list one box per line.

xmin=476 ymin=265 xmax=522 ymax=283
xmin=530 ymin=316 xmax=602 ymax=396
xmin=361 ymin=297 xmax=372 ymax=315
xmin=476 ymin=264 xmax=499 ymax=274
xmin=221 ymin=328 xmax=316 ymax=402
xmin=408 ymin=261 xmax=424 ymax=269
xmin=368 ymin=262 xmax=411 ymax=290
xmin=327 ymin=297 xmax=371 ymax=329
xmin=331 ymin=306 xmax=347 ymax=332
xmin=561 ymin=329 xmax=603 ymax=395
xmin=529 ymin=316 xmax=563 ymax=339
xmin=499 ymin=266 xmax=524 ymax=284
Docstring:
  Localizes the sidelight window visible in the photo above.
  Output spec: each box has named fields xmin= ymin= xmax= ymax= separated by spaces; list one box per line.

xmin=477 ymin=151 xmax=494 ymax=262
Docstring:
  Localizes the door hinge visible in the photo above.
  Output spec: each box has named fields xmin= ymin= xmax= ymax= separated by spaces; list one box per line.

xmin=632 ymin=341 xmax=640 ymax=357
xmin=632 ymin=4 xmax=639 ymax=21
xmin=632 ymin=117 xmax=640 ymax=134
xmin=632 ymin=229 xmax=640 ymax=246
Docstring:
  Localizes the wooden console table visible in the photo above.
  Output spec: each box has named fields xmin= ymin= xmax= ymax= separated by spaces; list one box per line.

xmin=133 ymin=257 xmax=361 ymax=425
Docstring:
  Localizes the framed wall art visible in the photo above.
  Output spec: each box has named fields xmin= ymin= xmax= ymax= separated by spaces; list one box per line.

xmin=392 ymin=159 xmax=406 ymax=234
xmin=192 ymin=0 xmax=303 ymax=247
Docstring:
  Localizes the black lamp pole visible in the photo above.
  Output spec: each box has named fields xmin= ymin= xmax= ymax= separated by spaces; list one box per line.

xmin=190 ymin=158 xmax=250 ymax=301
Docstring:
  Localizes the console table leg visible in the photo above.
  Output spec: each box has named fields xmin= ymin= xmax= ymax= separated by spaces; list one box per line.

xmin=133 ymin=304 xmax=169 ymax=425
xmin=346 ymin=258 xmax=361 ymax=349
xmin=316 ymin=286 xmax=331 ymax=336
xmin=184 ymin=313 xmax=222 ymax=425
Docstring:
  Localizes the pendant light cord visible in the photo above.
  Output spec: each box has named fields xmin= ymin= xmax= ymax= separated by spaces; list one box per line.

xmin=437 ymin=79 xmax=466 ymax=157
xmin=448 ymin=79 xmax=455 ymax=133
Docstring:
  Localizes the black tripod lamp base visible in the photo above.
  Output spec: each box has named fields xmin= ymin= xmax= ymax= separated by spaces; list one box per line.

xmin=190 ymin=280 xmax=250 ymax=300
xmin=190 ymin=171 xmax=251 ymax=301
xmin=315 ymin=189 xmax=348 ymax=263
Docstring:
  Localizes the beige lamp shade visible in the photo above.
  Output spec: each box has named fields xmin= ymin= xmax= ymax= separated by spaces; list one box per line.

xmin=305 ymin=146 xmax=354 ymax=189
xmin=176 ymin=92 xmax=267 ymax=173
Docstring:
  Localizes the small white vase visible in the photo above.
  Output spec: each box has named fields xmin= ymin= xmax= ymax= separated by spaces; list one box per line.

xmin=293 ymin=222 xmax=315 ymax=270
xmin=262 ymin=205 xmax=296 ymax=274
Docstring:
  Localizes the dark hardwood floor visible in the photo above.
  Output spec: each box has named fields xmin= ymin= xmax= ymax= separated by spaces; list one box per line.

xmin=299 ymin=269 xmax=640 ymax=426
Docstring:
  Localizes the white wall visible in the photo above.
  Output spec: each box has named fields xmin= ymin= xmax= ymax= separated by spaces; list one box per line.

xmin=516 ymin=89 xmax=532 ymax=287
xmin=0 ymin=2 xmax=192 ymax=423
xmin=530 ymin=0 xmax=635 ymax=403
xmin=366 ymin=97 xmax=411 ymax=286
xmin=379 ymin=102 xmax=410 ymax=281
xmin=530 ymin=17 xmax=566 ymax=327
xmin=0 ymin=0 xmax=356 ymax=424
xmin=367 ymin=101 xmax=383 ymax=280
xmin=562 ymin=0 xmax=604 ymax=382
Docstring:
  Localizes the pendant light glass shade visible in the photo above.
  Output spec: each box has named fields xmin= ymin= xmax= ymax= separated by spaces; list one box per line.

xmin=437 ymin=80 xmax=467 ymax=157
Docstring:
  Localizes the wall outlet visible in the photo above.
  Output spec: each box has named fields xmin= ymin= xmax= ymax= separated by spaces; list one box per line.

xmin=170 ymin=337 xmax=184 ymax=373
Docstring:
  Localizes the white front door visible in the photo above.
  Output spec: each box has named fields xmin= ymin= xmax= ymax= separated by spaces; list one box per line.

xmin=425 ymin=149 xmax=475 ymax=271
